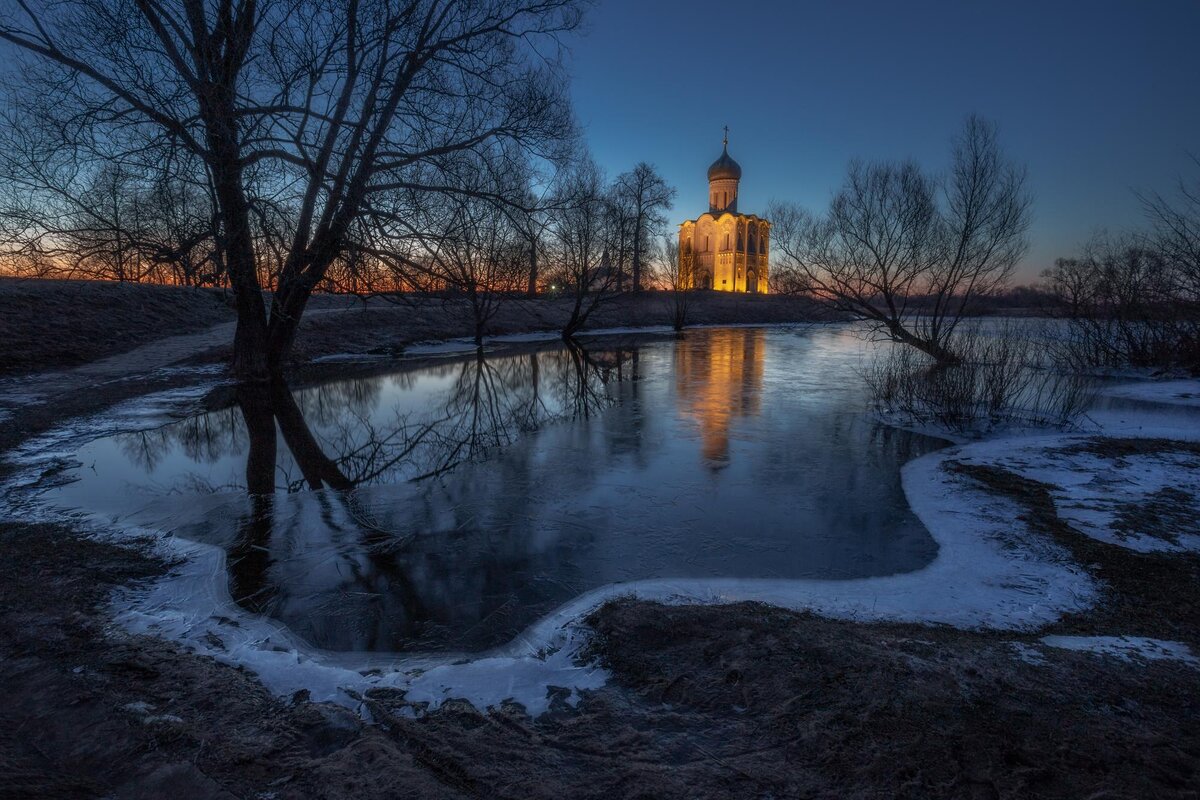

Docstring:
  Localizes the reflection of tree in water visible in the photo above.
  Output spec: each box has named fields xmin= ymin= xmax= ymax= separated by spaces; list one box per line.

xmin=116 ymin=342 xmax=634 ymax=492
xmin=215 ymin=343 xmax=636 ymax=651
xmin=117 ymin=407 xmax=245 ymax=478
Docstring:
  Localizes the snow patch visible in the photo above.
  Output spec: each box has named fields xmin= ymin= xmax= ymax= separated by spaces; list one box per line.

xmin=1009 ymin=642 xmax=1049 ymax=666
xmin=1101 ymin=379 xmax=1200 ymax=409
xmin=948 ymin=426 xmax=1200 ymax=553
xmin=1040 ymin=635 xmax=1200 ymax=666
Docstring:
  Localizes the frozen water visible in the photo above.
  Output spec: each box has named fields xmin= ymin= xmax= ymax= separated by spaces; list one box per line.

xmin=38 ymin=327 xmax=944 ymax=654
xmin=11 ymin=325 xmax=1196 ymax=715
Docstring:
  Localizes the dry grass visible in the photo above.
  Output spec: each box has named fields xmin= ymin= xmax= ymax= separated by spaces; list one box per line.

xmin=0 ymin=278 xmax=233 ymax=375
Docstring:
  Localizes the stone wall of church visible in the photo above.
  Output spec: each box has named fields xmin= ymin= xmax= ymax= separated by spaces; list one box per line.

xmin=708 ymin=178 xmax=739 ymax=213
xmin=679 ymin=214 xmax=770 ymax=293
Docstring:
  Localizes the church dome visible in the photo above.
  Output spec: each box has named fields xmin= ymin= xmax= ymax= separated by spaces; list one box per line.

xmin=707 ymin=144 xmax=742 ymax=182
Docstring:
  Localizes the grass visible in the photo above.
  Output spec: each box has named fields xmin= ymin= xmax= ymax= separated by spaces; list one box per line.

xmin=0 ymin=278 xmax=234 ymax=375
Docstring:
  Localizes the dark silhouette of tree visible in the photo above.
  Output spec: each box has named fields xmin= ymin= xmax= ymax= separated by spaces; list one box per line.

xmin=0 ymin=0 xmax=583 ymax=381
xmin=769 ymin=116 xmax=1031 ymax=364
xmin=612 ymin=162 xmax=675 ymax=292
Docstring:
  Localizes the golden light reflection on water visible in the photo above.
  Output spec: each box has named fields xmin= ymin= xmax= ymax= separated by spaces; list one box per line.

xmin=674 ymin=328 xmax=766 ymax=468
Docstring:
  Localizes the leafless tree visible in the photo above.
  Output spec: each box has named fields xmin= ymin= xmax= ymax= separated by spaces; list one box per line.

xmin=549 ymin=158 xmax=615 ymax=339
xmin=400 ymin=159 xmax=529 ymax=345
xmin=612 ymin=162 xmax=675 ymax=292
xmin=650 ymin=233 xmax=691 ymax=330
xmin=0 ymin=123 xmax=220 ymax=284
xmin=0 ymin=0 xmax=583 ymax=381
xmin=770 ymin=116 xmax=1031 ymax=364
xmin=506 ymin=164 xmax=563 ymax=297
xmin=1044 ymin=232 xmax=1200 ymax=371
xmin=1141 ymin=158 xmax=1200 ymax=305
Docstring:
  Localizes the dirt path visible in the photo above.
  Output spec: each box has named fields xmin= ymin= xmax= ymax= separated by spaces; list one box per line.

xmin=0 ymin=307 xmax=369 ymax=418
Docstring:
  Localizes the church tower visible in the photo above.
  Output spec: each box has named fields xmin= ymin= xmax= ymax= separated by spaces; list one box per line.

xmin=678 ymin=130 xmax=770 ymax=293
xmin=707 ymin=127 xmax=741 ymax=214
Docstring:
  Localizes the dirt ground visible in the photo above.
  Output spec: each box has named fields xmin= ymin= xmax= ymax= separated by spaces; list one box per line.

xmin=1 ymin=282 xmax=1198 ymax=798
xmin=2 ymin=512 xmax=1197 ymax=800
xmin=0 ymin=278 xmax=233 ymax=376
xmin=1 ymin=277 xmax=833 ymax=376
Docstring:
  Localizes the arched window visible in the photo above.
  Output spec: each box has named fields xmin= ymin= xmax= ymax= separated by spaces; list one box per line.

xmin=704 ymin=235 xmax=710 ymax=252
xmin=737 ymin=231 xmax=743 ymax=250
xmin=723 ymin=233 xmax=730 ymax=251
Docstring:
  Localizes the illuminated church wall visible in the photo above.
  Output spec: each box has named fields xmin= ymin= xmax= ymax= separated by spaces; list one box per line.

xmin=678 ymin=132 xmax=770 ymax=294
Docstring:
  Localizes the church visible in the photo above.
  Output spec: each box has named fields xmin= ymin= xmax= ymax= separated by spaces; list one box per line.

xmin=677 ymin=131 xmax=770 ymax=293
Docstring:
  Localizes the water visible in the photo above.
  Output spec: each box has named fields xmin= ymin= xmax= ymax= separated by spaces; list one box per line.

xmin=48 ymin=326 xmax=947 ymax=654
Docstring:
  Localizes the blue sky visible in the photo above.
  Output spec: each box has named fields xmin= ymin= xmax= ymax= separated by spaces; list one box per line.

xmin=567 ymin=0 xmax=1200 ymax=280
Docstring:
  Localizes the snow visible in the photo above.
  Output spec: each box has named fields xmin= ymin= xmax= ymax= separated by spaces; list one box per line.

xmin=945 ymin=415 xmax=1200 ymax=554
xmin=1100 ymin=379 xmax=1200 ymax=409
xmin=1008 ymin=642 xmax=1049 ymax=666
xmin=1040 ymin=635 xmax=1200 ymax=666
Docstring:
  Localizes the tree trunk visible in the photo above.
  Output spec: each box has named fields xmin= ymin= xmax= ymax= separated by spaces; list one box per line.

xmin=526 ymin=241 xmax=538 ymax=298
xmin=887 ymin=320 xmax=958 ymax=365
xmin=271 ymin=380 xmax=353 ymax=491
xmin=236 ymin=383 xmax=278 ymax=495
xmin=204 ymin=91 xmax=271 ymax=384
xmin=632 ymin=231 xmax=642 ymax=292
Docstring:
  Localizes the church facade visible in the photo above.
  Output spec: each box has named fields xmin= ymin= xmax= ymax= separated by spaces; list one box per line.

xmin=678 ymin=133 xmax=770 ymax=293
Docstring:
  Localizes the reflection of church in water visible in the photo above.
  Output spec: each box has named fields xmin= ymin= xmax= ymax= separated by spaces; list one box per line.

xmin=678 ymin=130 xmax=770 ymax=293
xmin=675 ymin=328 xmax=765 ymax=468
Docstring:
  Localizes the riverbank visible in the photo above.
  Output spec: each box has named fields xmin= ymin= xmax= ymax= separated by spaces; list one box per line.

xmin=0 ymin=276 xmax=833 ymax=378
xmin=1 ymin=310 xmax=1198 ymax=798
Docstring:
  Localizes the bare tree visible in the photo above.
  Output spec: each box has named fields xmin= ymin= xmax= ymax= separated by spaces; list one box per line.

xmin=403 ymin=160 xmax=529 ymax=345
xmin=612 ymin=162 xmax=675 ymax=291
xmin=1141 ymin=159 xmax=1200 ymax=306
xmin=650 ymin=233 xmax=691 ymax=330
xmin=770 ymin=116 xmax=1031 ymax=363
xmin=508 ymin=166 xmax=562 ymax=298
xmin=1044 ymin=232 xmax=1200 ymax=371
xmin=550 ymin=159 xmax=615 ymax=339
xmin=0 ymin=0 xmax=582 ymax=381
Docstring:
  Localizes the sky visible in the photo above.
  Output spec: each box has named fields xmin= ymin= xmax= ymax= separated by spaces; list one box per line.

xmin=566 ymin=0 xmax=1200 ymax=281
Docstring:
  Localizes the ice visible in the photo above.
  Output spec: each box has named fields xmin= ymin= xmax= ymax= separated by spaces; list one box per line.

xmin=1101 ymin=379 xmax=1200 ymax=408
xmin=1040 ymin=635 xmax=1199 ymax=666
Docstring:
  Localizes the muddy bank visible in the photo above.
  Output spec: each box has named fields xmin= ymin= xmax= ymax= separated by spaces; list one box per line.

xmin=0 ymin=278 xmax=233 ymax=376
xmin=1 ymin=276 xmax=834 ymax=378
xmin=2 ymin=514 xmax=1197 ymax=799
xmin=213 ymin=291 xmax=837 ymax=367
